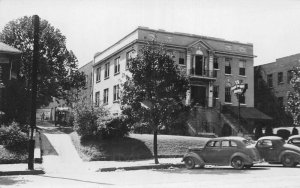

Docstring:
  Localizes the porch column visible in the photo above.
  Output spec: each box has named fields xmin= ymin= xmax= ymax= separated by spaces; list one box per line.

xmin=208 ymin=81 xmax=213 ymax=107
xmin=186 ymin=89 xmax=191 ymax=105
xmin=208 ymin=53 xmax=213 ymax=71
xmin=186 ymin=51 xmax=192 ymax=75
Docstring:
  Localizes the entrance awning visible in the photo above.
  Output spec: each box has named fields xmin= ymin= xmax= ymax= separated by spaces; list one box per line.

xmin=225 ymin=106 xmax=272 ymax=120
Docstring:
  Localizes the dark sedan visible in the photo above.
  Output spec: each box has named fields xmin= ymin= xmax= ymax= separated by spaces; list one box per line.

xmin=256 ymin=136 xmax=300 ymax=167
xmin=182 ymin=137 xmax=261 ymax=170
xmin=287 ymin=135 xmax=300 ymax=147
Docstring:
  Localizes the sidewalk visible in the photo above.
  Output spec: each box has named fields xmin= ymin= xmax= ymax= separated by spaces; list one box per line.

xmin=0 ymin=163 xmax=44 ymax=176
xmin=0 ymin=121 xmax=185 ymax=176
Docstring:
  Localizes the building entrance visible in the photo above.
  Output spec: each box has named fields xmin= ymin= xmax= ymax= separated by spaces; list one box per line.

xmin=191 ymin=85 xmax=206 ymax=107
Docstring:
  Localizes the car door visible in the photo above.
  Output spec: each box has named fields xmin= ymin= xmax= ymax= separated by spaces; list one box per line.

xmin=256 ymin=139 xmax=277 ymax=162
xmin=218 ymin=140 xmax=235 ymax=164
xmin=202 ymin=140 xmax=221 ymax=164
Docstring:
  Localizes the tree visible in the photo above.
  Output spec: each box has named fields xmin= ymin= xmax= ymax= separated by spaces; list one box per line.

xmin=286 ymin=67 xmax=300 ymax=127
xmin=0 ymin=16 xmax=85 ymax=124
xmin=121 ymin=40 xmax=190 ymax=164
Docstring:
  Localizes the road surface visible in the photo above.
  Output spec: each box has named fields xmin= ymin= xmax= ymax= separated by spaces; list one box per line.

xmin=1 ymin=165 xmax=299 ymax=188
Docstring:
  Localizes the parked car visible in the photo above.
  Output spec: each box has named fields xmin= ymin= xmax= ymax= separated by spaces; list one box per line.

xmin=287 ymin=135 xmax=300 ymax=147
xmin=256 ymin=136 xmax=300 ymax=167
xmin=182 ymin=137 xmax=261 ymax=170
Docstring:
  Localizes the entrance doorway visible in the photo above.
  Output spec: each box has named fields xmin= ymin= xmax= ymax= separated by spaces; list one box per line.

xmin=195 ymin=55 xmax=203 ymax=76
xmin=191 ymin=86 xmax=206 ymax=107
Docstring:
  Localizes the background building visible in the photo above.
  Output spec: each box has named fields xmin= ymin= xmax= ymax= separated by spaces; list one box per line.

xmin=254 ymin=53 xmax=300 ymax=127
xmin=78 ymin=61 xmax=93 ymax=106
xmin=0 ymin=42 xmax=21 ymax=122
xmin=93 ymin=27 xmax=270 ymax=136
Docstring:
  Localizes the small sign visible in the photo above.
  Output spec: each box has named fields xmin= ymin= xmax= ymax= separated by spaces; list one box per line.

xmin=234 ymin=89 xmax=243 ymax=94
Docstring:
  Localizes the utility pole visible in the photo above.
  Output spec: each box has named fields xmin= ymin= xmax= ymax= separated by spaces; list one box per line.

xmin=28 ymin=15 xmax=39 ymax=170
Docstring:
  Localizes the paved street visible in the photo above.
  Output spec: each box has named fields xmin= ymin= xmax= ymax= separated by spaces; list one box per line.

xmin=1 ymin=165 xmax=300 ymax=188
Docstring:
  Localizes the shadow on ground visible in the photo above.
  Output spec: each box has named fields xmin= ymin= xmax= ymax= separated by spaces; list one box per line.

xmin=80 ymin=136 xmax=153 ymax=161
xmin=0 ymin=176 xmax=29 ymax=186
xmin=155 ymin=166 xmax=269 ymax=175
xmin=40 ymin=133 xmax=58 ymax=156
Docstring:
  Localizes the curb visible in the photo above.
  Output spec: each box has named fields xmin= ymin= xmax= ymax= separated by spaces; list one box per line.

xmin=98 ymin=163 xmax=185 ymax=172
xmin=0 ymin=170 xmax=45 ymax=176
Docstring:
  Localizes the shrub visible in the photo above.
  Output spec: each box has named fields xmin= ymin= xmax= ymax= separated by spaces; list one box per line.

xmin=255 ymin=126 xmax=263 ymax=140
xmin=292 ymin=127 xmax=299 ymax=135
xmin=98 ymin=115 xmax=129 ymax=139
xmin=265 ymin=126 xmax=273 ymax=136
xmin=73 ymin=104 xmax=108 ymax=138
xmin=277 ymin=129 xmax=291 ymax=140
xmin=0 ymin=122 xmax=29 ymax=151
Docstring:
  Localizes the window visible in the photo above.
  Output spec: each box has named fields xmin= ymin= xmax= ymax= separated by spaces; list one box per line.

xmin=230 ymin=141 xmax=238 ymax=147
xmin=213 ymin=57 xmax=219 ymax=69
xmin=104 ymin=62 xmax=110 ymax=79
xmin=113 ymin=85 xmax=120 ymax=101
xmin=179 ymin=52 xmax=185 ymax=65
xmin=114 ymin=57 xmax=120 ymax=74
xmin=287 ymin=70 xmax=293 ymax=83
xmin=221 ymin=140 xmax=230 ymax=147
xmin=225 ymin=86 xmax=231 ymax=103
xmin=267 ymin=74 xmax=273 ymax=88
xmin=257 ymin=139 xmax=273 ymax=147
xmin=95 ymin=92 xmax=100 ymax=107
xmin=96 ymin=67 xmax=101 ymax=82
xmin=126 ymin=50 xmax=135 ymax=69
xmin=225 ymin=58 xmax=232 ymax=74
xmin=239 ymin=94 xmax=245 ymax=104
xmin=239 ymin=60 xmax=246 ymax=76
xmin=103 ymin=88 xmax=109 ymax=105
xmin=206 ymin=141 xmax=220 ymax=147
xmin=213 ymin=86 xmax=219 ymax=98
xmin=278 ymin=72 xmax=283 ymax=84
xmin=278 ymin=97 xmax=284 ymax=109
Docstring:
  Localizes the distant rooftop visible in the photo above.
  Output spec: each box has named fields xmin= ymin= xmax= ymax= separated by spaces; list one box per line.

xmin=0 ymin=42 xmax=21 ymax=54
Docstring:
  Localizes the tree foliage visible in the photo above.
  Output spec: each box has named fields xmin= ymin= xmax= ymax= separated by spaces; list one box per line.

xmin=121 ymin=40 xmax=190 ymax=163
xmin=0 ymin=16 xmax=85 ymax=123
xmin=286 ymin=67 xmax=300 ymax=126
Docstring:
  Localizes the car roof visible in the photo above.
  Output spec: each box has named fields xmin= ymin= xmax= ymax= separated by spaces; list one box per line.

xmin=257 ymin=136 xmax=283 ymax=141
xmin=209 ymin=136 xmax=246 ymax=141
xmin=288 ymin=135 xmax=300 ymax=140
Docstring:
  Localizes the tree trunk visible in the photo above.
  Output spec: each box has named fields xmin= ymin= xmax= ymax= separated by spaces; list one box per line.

xmin=153 ymin=130 xmax=159 ymax=164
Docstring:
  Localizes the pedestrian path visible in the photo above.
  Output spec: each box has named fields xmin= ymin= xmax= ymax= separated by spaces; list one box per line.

xmin=38 ymin=122 xmax=88 ymax=175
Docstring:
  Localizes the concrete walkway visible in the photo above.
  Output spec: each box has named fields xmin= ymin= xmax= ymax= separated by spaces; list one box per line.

xmin=38 ymin=122 xmax=88 ymax=175
xmin=37 ymin=122 xmax=184 ymax=175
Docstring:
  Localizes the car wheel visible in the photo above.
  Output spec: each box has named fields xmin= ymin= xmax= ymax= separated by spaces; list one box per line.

xmin=244 ymin=164 xmax=253 ymax=169
xmin=184 ymin=157 xmax=195 ymax=169
xmin=231 ymin=157 xmax=245 ymax=170
xmin=281 ymin=154 xmax=296 ymax=167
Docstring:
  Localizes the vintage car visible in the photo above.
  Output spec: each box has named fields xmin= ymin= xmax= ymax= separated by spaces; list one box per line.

xmin=256 ymin=136 xmax=300 ymax=167
xmin=287 ymin=135 xmax=300 ymax=147
xmin=182 ymin=137 xmax=261 ymax=170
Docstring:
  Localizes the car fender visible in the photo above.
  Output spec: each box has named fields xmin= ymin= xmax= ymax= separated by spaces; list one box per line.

xmin=230 ymin=152 xmax=253 ymax=165
xmin=279 ymin=150 xmax=300 ymax=163
xmin=182 ymin=152 xmax=205 ymax=166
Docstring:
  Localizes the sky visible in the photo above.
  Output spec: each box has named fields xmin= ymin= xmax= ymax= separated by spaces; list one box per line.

xmin=0 ymin=0 xmax=300 ymax=68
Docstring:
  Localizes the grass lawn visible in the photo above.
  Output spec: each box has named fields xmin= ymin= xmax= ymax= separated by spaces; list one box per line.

xmin=0 ymin=145 xmax=28 ymax=164
xmin=70 ymin=132 xmax=209 ymax=161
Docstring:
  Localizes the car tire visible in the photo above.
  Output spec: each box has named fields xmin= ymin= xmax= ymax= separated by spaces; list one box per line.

xmin=281 ymin=154 xmax=296 ymax=167
xmin=231 ymin=157 xmax=245 ymax=170
xmin=184 ymin=157 xmax=195 ymax=169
